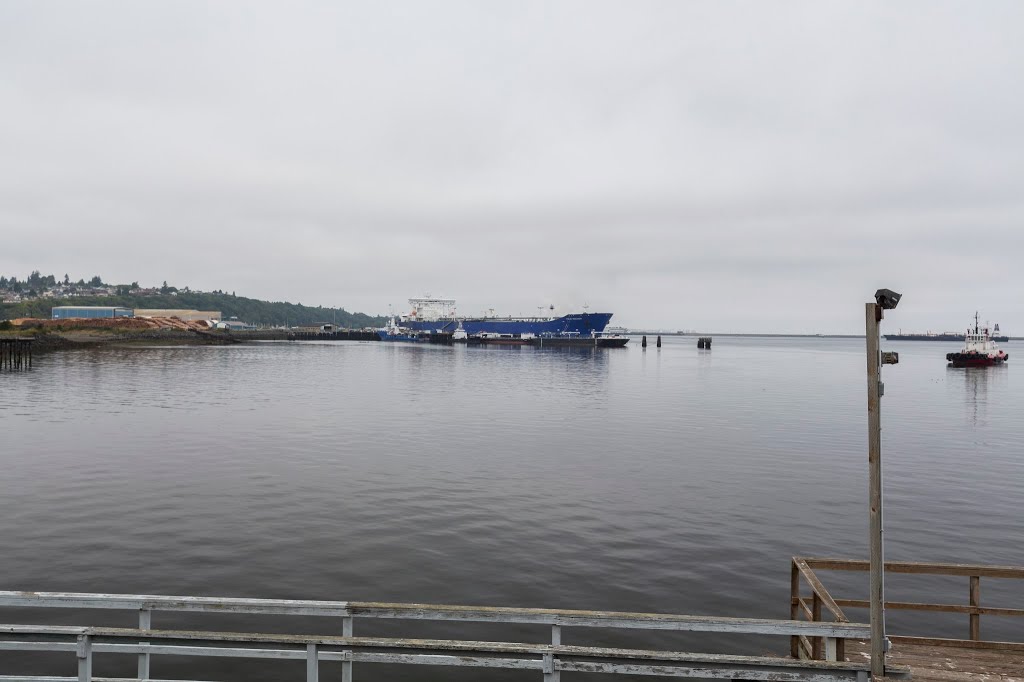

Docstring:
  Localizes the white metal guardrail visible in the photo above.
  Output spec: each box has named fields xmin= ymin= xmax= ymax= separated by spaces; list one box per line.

xmin=0 ymin=590 xmax=901 ymax=681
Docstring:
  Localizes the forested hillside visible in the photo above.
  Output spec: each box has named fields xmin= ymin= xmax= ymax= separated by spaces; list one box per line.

xmin=1 ymin=292 xmax=384 ymax=328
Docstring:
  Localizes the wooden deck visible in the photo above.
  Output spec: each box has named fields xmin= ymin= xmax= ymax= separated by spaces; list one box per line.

xmin=844 ymin=639 xmax=1023 ymax=681
xmin=791 ymin=557 xmax=1024 ymax=680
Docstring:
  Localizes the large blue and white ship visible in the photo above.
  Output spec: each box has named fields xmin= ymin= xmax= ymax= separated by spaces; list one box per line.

xmin=397 ymin=297 xmax=613 ymax=337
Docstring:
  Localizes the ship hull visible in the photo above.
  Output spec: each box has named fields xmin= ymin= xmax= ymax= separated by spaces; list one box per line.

xmin=402 ymin=312 xmax=613 ymax=336
xmin=946 ymin=352 xmax=1009 ymax=368
xmin=534 ymin=336 xmax=629 ymax=348
xmin=467 ymin=335 xmax=629 ymax=348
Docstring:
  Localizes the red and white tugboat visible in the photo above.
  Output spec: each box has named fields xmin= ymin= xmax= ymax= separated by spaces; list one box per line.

xmin=946 ymin=313 xmax=1009 ymax=367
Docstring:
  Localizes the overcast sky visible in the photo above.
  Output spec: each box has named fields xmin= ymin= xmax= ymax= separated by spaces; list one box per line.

xmin=2 ymin=1 xmax=1022 ymax=332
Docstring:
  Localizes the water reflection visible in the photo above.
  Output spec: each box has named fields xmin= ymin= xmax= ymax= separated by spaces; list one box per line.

xmin=4 ymin=336 xmax=1024 ymax=679
xmin=946 ymin=365 xmax=1006 ymax=427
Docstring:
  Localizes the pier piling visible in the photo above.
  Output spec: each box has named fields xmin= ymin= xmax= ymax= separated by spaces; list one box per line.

xmin=697 ymin=337 xmax=712 ymax=349
xmin=641 ymin=335 xmax=647 ymax=348
xmin=1 ymin=338 xmax=32 ymax=371
xmin=657 ymin=335 xmax=662 ymax=348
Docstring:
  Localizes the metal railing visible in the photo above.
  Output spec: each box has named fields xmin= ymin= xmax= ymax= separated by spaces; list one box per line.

xmin=791 ymin=556 xmax=1024 ymax=656
xmin=0 ymin=589 xmax=889 ymax=681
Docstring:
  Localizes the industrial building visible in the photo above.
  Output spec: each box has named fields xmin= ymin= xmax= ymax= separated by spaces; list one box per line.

xmin=51 ymin=306 xmax=133 ymax=320
xmin=134 ymin=309 xmax=222 ymax=322
xmin=213 ymin=319 xmax=256 ymax=331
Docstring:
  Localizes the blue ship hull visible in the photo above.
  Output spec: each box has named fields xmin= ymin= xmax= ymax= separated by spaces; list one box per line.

xmin=401 ymin=313 xmax=613 ymax=336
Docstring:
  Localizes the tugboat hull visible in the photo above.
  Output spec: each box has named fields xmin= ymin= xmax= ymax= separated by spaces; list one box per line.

xmin=946 ymin=352 xmax=1009 ymax=368
xmin=944 ymin=313 xmax=1009 ymax=368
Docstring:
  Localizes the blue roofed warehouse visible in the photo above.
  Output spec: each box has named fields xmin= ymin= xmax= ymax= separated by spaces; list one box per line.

xmin=51 ymin=306 xmax=134 ymax=320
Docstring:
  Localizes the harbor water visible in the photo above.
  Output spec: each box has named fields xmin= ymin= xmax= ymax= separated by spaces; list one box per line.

xmin=2 ymin=336 xmax=1022 ymax=679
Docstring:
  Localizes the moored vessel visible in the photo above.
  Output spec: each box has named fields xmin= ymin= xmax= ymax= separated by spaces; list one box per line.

xmin=399 ymin=296 xmax=613 ymax=336
xmin=946 ymin=314 xmax=1009 ymax=368
xmin=468 ymin=331 xmax=629 ymax=348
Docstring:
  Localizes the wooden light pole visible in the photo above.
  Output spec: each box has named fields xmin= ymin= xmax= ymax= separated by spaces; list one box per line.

xmin=866 ymin=289 xmax=900 ymax=679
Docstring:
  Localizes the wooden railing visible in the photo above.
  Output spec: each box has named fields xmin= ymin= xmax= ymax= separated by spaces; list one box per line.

xmin=0 ymin=589 xmax=891 ymax=681
xmin=791 ymin=556 xmax=1024 ymax=657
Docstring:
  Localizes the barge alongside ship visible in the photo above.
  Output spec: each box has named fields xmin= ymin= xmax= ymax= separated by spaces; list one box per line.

xmin=378 ymin=297 xmax=627 ymax=347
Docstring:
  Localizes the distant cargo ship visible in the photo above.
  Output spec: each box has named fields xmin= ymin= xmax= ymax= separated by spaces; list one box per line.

xmin=886 ymin=321 xmax=1008 ymax=343
xmin=397 ymin=297 xmax=613 ymax=337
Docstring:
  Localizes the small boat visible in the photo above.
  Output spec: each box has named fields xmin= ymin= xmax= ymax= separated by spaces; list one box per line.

xmin=377 ymin=316 xmax=426 ymax=343
xmin=946 ymin=313 xmax=1009 ymax=368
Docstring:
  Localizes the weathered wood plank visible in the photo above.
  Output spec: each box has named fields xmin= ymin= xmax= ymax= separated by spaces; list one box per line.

xmin=793 ymin=559 xmax=848 ymax=623
xmin=0 ymin=592 xmax=351 ymax=616
xmin=887 ymin=636 xmax=1024 ymax=653
xmin=795 ymin=597 xmax=814 ymax=621
xmin=0 ymin=591 xmax=869 ymax=636
xmin=799 ymin=558 xmax=1024 ymax=579
xmin=843 ymin=638 xmax=1024 ymax=681
xmin=832 ymin=599 xmax=1024 ymax=617
xmin=0 ymin=625 xmax=884 ymax=670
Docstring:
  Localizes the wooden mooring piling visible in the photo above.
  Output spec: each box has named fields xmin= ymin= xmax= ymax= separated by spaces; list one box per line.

xmin=0 ymin=338 xmax=32 ymax=371
xmin=697 ymin=336 xmax=712 ymax=349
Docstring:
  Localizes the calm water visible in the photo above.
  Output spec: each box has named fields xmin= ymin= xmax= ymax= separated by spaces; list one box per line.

xmin=2 ymin=336 xmax=1022 ymax=679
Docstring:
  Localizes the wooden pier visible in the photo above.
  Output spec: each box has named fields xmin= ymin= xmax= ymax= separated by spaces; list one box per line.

xmin=0 ymin=589 xmax=888 ymax=681
xmin=792 ymin=556 xmax=1024 ymax=680
xmin=1 ymin=556 xmax=1020 ymax=679
xmin=0 ymin=338 xmax=31 ymax=371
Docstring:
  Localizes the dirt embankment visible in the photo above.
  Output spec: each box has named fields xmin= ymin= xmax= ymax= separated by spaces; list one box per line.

xmin=7 ymin=317 xmax=239 ymax=351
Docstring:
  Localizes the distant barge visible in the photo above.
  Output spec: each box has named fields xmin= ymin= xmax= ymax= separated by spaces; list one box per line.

xmin=886 ymin=325 xmax=1008 ymax=343
xmin=467 ymin=333 xmax=628 ymax=348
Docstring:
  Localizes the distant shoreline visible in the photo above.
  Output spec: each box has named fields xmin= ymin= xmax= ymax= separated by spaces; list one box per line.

xmin=628 ymin=332 xmax=1023 ymax=339
xmin=628 ymin=332 xmax=866 ymax=338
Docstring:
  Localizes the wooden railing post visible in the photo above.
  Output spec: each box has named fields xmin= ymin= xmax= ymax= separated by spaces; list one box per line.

xmin=549 ymin=622 xmax=562 ymax=681
xmin=543 ymin=652 xmax=558 ymax=681
xmin=342 ymin=616 xmax=353 ymax=682
xmin=824 ymin=637 xmax=837 ymax=662
xmin=790 ymin=560 xmax=800 ymax=658
xmin=138 ymin=608 xmax=151 ymax=680
xmin=76 ymin=633 xmax=92 ymax=682
xmin=812 ymin=593 xmax=823 ymax=659
xmin=306 ymin=644 xmax=319 ymax=682
xmin=969 ymin=576 xmax=981 ymax=641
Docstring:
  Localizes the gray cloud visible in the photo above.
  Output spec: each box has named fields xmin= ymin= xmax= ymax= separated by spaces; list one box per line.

xmin=2 ymin=1 xmax=1023 ymax=332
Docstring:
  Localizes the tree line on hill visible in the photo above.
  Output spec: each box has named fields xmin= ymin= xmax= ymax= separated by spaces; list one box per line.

xmin=0 ymin=272 xmax=385 ymax=328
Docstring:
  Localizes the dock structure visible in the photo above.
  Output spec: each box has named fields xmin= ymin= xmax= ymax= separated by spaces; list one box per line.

xmin=792 ymin=556 xmax=1024 ymax=681
xmin=2 ymin=557 xmax=1021 ymax=680
xmin=0 ymin=338 xmax=32 ymax=371
xmin=288 ymin=329 xmax=379 ymax=341
xmin=0 ymin=589 xmax=888 ymax=681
